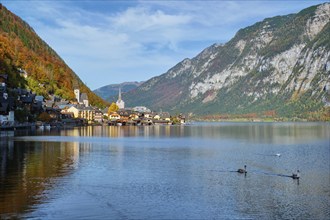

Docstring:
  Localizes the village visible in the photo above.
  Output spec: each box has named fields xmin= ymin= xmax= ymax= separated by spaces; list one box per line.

xmin=0 ymin=73 xmax=186 ymax=130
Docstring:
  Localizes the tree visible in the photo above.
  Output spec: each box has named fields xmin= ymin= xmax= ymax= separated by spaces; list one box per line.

xmin=108 ymin=102 xmax=119 ymax=115
xmin=15 ymin=108 xmax=29 ymax=123
xmin=38 ymin=112 xmax=51 ymax=122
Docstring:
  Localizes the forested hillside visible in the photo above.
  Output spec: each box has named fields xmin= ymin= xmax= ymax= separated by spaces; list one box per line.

xmin=0 ymin=4 xmax=107 ymax=107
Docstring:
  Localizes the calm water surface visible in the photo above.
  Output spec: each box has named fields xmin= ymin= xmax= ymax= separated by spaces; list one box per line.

xmin=1 ymin=122 xmax=329 ymax=219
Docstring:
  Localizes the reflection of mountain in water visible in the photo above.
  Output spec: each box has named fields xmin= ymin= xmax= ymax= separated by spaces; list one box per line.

xmin=193 ymin=122 xmax=328 ymax=144
xmin=11 ymin=123 xmax=329 ymax=144
xmin=0 ymin=123 xmax=329 ymax=219
xmin=0 ymin=138 xmax=79 ymax=217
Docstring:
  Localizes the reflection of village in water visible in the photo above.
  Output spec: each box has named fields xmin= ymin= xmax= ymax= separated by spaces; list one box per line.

xmin=0 ymin=125 xmax=185 ymax=216
xmin=0 ymin=127 xmax=180 ymax=216
xmin=59 ymin=124 xmax=188 ymax=138
xmin=0 ymin=133 xmax=78 ymax=216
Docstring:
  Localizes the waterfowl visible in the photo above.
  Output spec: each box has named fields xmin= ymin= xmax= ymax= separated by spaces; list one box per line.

xmin=237 ymin=165 xmax=247 ymax=173
xmin=291 ymin=170 xmax=300 ymax=179
xmin=275 ymin=153 xmax=281 ymax=157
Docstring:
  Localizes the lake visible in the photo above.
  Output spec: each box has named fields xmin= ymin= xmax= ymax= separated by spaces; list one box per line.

xmin=1 ymin=122 xmax=329 ymax=219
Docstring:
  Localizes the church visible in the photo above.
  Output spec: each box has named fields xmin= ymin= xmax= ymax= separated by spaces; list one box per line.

xmin=116 ymin=87 xmax=125 ymax=109
xmin=74 ymin=88 xmax=89 ymax=107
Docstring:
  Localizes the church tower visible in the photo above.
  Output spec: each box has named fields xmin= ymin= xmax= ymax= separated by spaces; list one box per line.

xmin=116 ymin=87 xmax=125 ymax=109
xmin=73 ymin=81 xmax=80 ymax=103
xmin=74 ymin=88 xmax=80 ymax=103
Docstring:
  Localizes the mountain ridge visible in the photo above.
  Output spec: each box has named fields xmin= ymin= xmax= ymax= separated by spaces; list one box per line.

xmin=93 ymin=81 xmax=143 ymax=102
xmin=122 ymin=3 xmax=330 ymax=119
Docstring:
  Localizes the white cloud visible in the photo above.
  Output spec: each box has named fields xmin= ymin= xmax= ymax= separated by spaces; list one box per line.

xmin=1 ymin=0 xmax=327 ymax=89
xmin=110 ymin=6 xmax=191 ymax=30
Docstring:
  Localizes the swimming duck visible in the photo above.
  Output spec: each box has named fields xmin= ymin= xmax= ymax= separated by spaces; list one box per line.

xmin=291 ymin=170 xmax=300 ymax=179
xmin=237 ymin=165 xmax=247 ymax=173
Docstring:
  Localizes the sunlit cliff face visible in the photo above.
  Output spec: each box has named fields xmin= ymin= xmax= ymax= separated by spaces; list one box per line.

xmin=189 ymin=3 xmax=330 ymax=101
xmin=123 ymin=3 xmax=330 ymax=116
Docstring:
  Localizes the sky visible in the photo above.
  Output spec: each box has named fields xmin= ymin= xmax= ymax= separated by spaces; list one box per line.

xmin=1 ymin=0 xmax=328 ymax=90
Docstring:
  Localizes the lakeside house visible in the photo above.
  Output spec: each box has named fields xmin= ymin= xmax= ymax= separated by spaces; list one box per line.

xmin=109 ymin=112 xmax=120 ymax=121
xmin=65 ymin=106 xmax=95 ymax=123
xmin=94 ymin=110 xmax=103 ymax=123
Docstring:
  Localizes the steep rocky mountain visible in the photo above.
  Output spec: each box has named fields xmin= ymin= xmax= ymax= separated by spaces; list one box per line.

xmin=123 ymin=3 xmax=330 ymax=119
xmin=0 ymin=4 xmax=107 ymax=108
xmin=94 ymin=81 xmax=143 ymax=102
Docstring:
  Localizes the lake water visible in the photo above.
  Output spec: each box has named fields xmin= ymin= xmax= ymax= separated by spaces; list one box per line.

xmin=1 ymin=122 xmax=329 ymax=219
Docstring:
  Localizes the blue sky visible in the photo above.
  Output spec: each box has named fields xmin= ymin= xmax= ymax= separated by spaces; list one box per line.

xmin=1 ymin=0 xmax=327 ymax=89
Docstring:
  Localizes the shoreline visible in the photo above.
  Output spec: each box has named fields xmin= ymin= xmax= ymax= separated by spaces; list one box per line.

xmin=0 ymin=123 xmax=35 ymax=131
xmin=191 ymin=117 xmax=330 ymax=123
xmin=1 ymin=120 xmax=329 ymax=132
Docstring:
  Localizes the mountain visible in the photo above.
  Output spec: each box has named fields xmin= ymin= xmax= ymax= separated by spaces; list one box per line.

xmin=0 ymin=4 xmax=107 ymax=108
xmin=123 ymin=3 xmax=330 ymax=119
xmin=93 ymin=81 xmax=144 ymax=102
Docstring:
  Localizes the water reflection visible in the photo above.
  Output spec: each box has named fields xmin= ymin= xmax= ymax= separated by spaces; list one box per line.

xmin=15 ymin=122 xmax=328 ymax=143
xmin=193 ymin=122 xmax=329 ymax=143
xmin=0 ymin=138 xmax=78 ymax=217
xmin=0 ymin=122 xmax=329 ymax=219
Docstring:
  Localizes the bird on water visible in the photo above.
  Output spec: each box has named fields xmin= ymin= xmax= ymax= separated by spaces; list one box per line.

xmin=291 ymin=170 xmax=300 ymax=179
xmin=237 ymin=165 xmax=247 ymax=173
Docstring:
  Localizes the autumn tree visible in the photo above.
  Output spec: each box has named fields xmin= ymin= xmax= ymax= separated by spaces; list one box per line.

xmin=38 ymin=112 xmax=52 ymax=122
xmin=108 ymin=102 xmax=119 ymax=115
xmin=0 ymin=5 xmax=108 ymax=107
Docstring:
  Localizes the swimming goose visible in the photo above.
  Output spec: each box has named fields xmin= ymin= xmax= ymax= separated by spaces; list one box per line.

xmin=237 ymin=165 xmax=247 ymax=173
xmin=291 ymin=170 xmax=300 ymax=179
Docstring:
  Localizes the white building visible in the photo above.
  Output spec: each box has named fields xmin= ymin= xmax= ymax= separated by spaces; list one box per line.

xmin=0 ymin=111 xmax=14 ymax=125
xmin=116 ymin=87 xmax=125 ymax=109
xmin=74 ymin=88 xmax=89 ymax=107
xmin=74 ymin=88 xmax=80 ymax=103
xmin=132 ymin=106 xmax=151 ymax=113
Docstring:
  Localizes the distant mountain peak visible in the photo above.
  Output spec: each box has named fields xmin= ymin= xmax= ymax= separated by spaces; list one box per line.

xmin=93 ymin=81 xmax=144 ymax=101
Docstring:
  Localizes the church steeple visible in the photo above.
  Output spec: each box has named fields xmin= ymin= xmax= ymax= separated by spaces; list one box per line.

xmin=116 ymin=87 xmax=125 ymax=109
xmin=118 ymin=87 xmax=122 ymax=101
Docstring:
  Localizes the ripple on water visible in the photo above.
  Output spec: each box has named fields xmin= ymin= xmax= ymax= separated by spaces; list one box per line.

xmin=2 ymin=123 xmax=330 ymax=219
